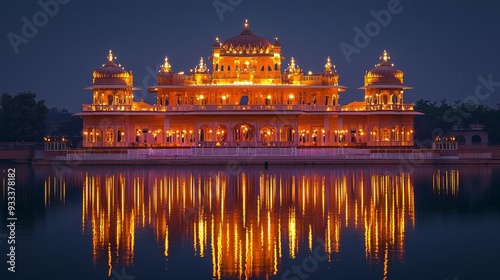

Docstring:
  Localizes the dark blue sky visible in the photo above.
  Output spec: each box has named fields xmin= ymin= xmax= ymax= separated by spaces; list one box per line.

xmin=1 ymin=0 xmax=500 ymax=112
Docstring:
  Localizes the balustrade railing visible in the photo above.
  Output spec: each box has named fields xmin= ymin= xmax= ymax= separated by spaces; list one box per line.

xmin=42 ymin=147 xmax=459 ymax=161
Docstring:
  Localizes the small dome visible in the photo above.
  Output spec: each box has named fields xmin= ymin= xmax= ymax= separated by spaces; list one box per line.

xmin=366 ymin=50 xmax=403 ymax=84
xmin=158 ymin=56 xmax=174 ymax=85
xmin=322 ymin=57 xmax=338 ymax=77
xmin=222 ymin=20 xmax=273 ymax=54
xmin=93 ymin=50 xmax=130 ymax=86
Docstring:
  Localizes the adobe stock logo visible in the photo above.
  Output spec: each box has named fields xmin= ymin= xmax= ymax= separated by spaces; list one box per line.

xmin=7 ymin=0 xmax=71 ymax=54
xmin=213 ymin=0 xmax=244 ymax=21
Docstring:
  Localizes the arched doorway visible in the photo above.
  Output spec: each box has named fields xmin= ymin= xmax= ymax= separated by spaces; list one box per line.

xmin=198 ymin=125 xmax=213 ymax=142
xmin=472 ymin=135 xmax=482 ymax=145
xmin=216 ymin=125 xmax=228 ymax=143
xmin=233 ymin=123 xmax=254 ymax=143
xmin=259 ymin=125 xmax=276 ymax=144
xmin=280 ymin=125 xmax=295 ymax=143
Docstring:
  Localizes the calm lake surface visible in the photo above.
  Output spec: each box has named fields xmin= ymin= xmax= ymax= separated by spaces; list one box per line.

xmin=1 ymin=163 xmax=499 ymax=280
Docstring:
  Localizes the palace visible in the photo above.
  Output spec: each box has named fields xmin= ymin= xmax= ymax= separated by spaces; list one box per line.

xmin=78 ymin=20 xmax=418 ymax=148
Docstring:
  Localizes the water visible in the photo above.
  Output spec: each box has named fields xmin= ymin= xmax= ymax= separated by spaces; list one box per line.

xmin=0 ymin=164 xmax=499 ymax=280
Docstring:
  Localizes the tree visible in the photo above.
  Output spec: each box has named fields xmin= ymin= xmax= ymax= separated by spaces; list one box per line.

xmin=0 ymin=91 xmax=48 ymax=142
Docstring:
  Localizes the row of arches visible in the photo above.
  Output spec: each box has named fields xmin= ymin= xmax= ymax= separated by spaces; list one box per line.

xmin=370 ymin=126 xmax=413 ymax=142
xmin=93 ymin=90 xmax=133 ymax=106
xmin=198 ymin=123 xmax=295 ymax=143
xmin=156 ymin=93 xmax=340 ymax=106
xmin=84 ymin=127 xmax=126 ymax=144
xmin=215 ymin=63 xmax=279 ymax=72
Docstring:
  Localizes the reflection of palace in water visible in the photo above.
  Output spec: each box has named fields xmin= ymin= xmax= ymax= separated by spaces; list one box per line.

xmin=75 ymin=167 xmax=416 ymax=279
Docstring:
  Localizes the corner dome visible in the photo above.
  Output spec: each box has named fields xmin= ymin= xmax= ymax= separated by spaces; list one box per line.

xmin=93 ymin=50 xmax=130 ymax=86
xmin=366 ymin=50 xmax=403 ymax=85
xmin=222 ymin=20 xmax=273 ymax=54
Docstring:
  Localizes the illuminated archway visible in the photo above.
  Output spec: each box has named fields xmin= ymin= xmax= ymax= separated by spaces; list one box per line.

xmin=381 ymin=127 xmax=390 ymax=142
xmin=216 ymin=125 xmax=228 ymax=142
xmin=233 ymin=123 xmax=254 ymax=142
xmin=371 ymin=127 xmax=379 ymax=142
xmin=280 ymin=125 xmax=295 ymax=142
xmin=105 ymin=127 xmax=114 ymax=143
xmin=117 ymin=128 xmax=125 ymax=143
xmin=198 ymin=125 xmax=213 ymax=142
xmin=259 ymin=125 xmax=276 ymax=143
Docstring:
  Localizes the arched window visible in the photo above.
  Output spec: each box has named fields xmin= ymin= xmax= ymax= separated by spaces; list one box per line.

xmin=215 ymin=64 xmax=219 ymax=71
xmin=371 ymin=127 xmax=379 ymax=142
xmin=274 ymin=63 xmax=278 ymax=71
xmin=105 ymin=127 xmax=114 ymax=143
xmin=227 ymin=66 xmax=231 ymax=71
xmin=84 ymin=127 xmax=94 ymax=143
xmin=117 ymin=128 xmax=125 ymax=143
xmin=268 ymin=66 xmax=272 ymax=71
xmin=392 ymin=94 xmax=398 ymax=104
xmin=221 ymin=65 xmax=224 ymax=71
xmin=198 ymin=125 xmax=213 ymax=142
xmin=233 ymin=123 xmax=254 ymax=142
xmin=472 ymin=135 xmax=482 ymax=145
xmin=280 ymin=125 xmax=295 ymax=142
xmin=260 ymin=125 xmax=275 ymax=143
xmin=95 ymin=128 xmax=103 ymax=142
xmin=108 ymin=95 xmax=113 ymax=105
xmin=382 ymin=94 xmax=389 ymax=104
xmin=325 ymin=96 xmax=329 ymax=106
xmin=381 ymin=127 xmax=390 ymax=141
xmin=261 ymin=66 xmax=265 ymax=71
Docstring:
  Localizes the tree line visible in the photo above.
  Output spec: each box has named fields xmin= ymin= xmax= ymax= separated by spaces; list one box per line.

xmin=0 ymin=91 xmax=82 ymax=146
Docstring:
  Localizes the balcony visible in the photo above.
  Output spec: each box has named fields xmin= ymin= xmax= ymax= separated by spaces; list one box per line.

xmin=81 ymin=104 xmax=349 ymax=113
xmin=82 ymin=105 xmax=132 ymax=111
xmin=365 ymin=104 xmax=414 ymax=111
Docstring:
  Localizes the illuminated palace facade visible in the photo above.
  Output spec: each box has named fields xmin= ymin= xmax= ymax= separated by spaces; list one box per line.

xmin=79 ymin=20 xmax=418 ymax=148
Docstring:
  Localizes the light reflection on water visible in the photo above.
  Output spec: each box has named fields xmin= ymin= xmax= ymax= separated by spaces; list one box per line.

xmin=5 ymin=164 xmax=498 ymax=280
xmin=42 ymin=166 xmax=416 ymax=279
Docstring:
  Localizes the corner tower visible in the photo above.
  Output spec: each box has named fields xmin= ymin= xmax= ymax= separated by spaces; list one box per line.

xmin=360 ymin=50 xmax=413 ymax=110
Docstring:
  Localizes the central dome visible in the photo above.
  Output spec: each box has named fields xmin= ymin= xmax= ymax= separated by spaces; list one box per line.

xmin=222 ymin=20 xmax=273 ymax=54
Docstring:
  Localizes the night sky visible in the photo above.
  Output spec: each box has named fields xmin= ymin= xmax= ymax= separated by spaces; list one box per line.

xmin=1 ymin=0 xmax=499 ymax=112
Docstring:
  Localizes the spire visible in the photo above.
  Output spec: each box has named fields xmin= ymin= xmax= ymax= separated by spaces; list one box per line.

xmin=324 ymin=56 xmax=333 ymax=71
xmin=378 ymin=50 xmax=394 ymax=66
xmin=107 ymin=50 xmax=114 ymax=62
xmin=381 ymin=50 xmax=390 ymax=62
xmin=244 ymin=19 xmax=249 ymax=29
xmin=161 ymin=56 xmax=171 ymax=72
xmin=288 ymin=57 xmax=300 ymax=73
xmin=196 ymin=57 xmax=207 ymax=73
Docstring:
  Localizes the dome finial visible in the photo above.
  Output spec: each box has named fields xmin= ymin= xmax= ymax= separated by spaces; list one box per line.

xmin=107 ymin=50 xmax=114 ymax=62
xmin=324 ymin=56 xmax=333 ymax=71
xmin=162 ymin=56 xmax=171 ymax=73
xmin=381 ymin=50 xmax=390 ymax=62
xmin=244 ymin=19 xmax=249 ymax=29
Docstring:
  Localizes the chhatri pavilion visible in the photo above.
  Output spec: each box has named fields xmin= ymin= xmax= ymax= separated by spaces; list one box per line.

xmin=78 ymin=20 xmax=418 ymax=148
